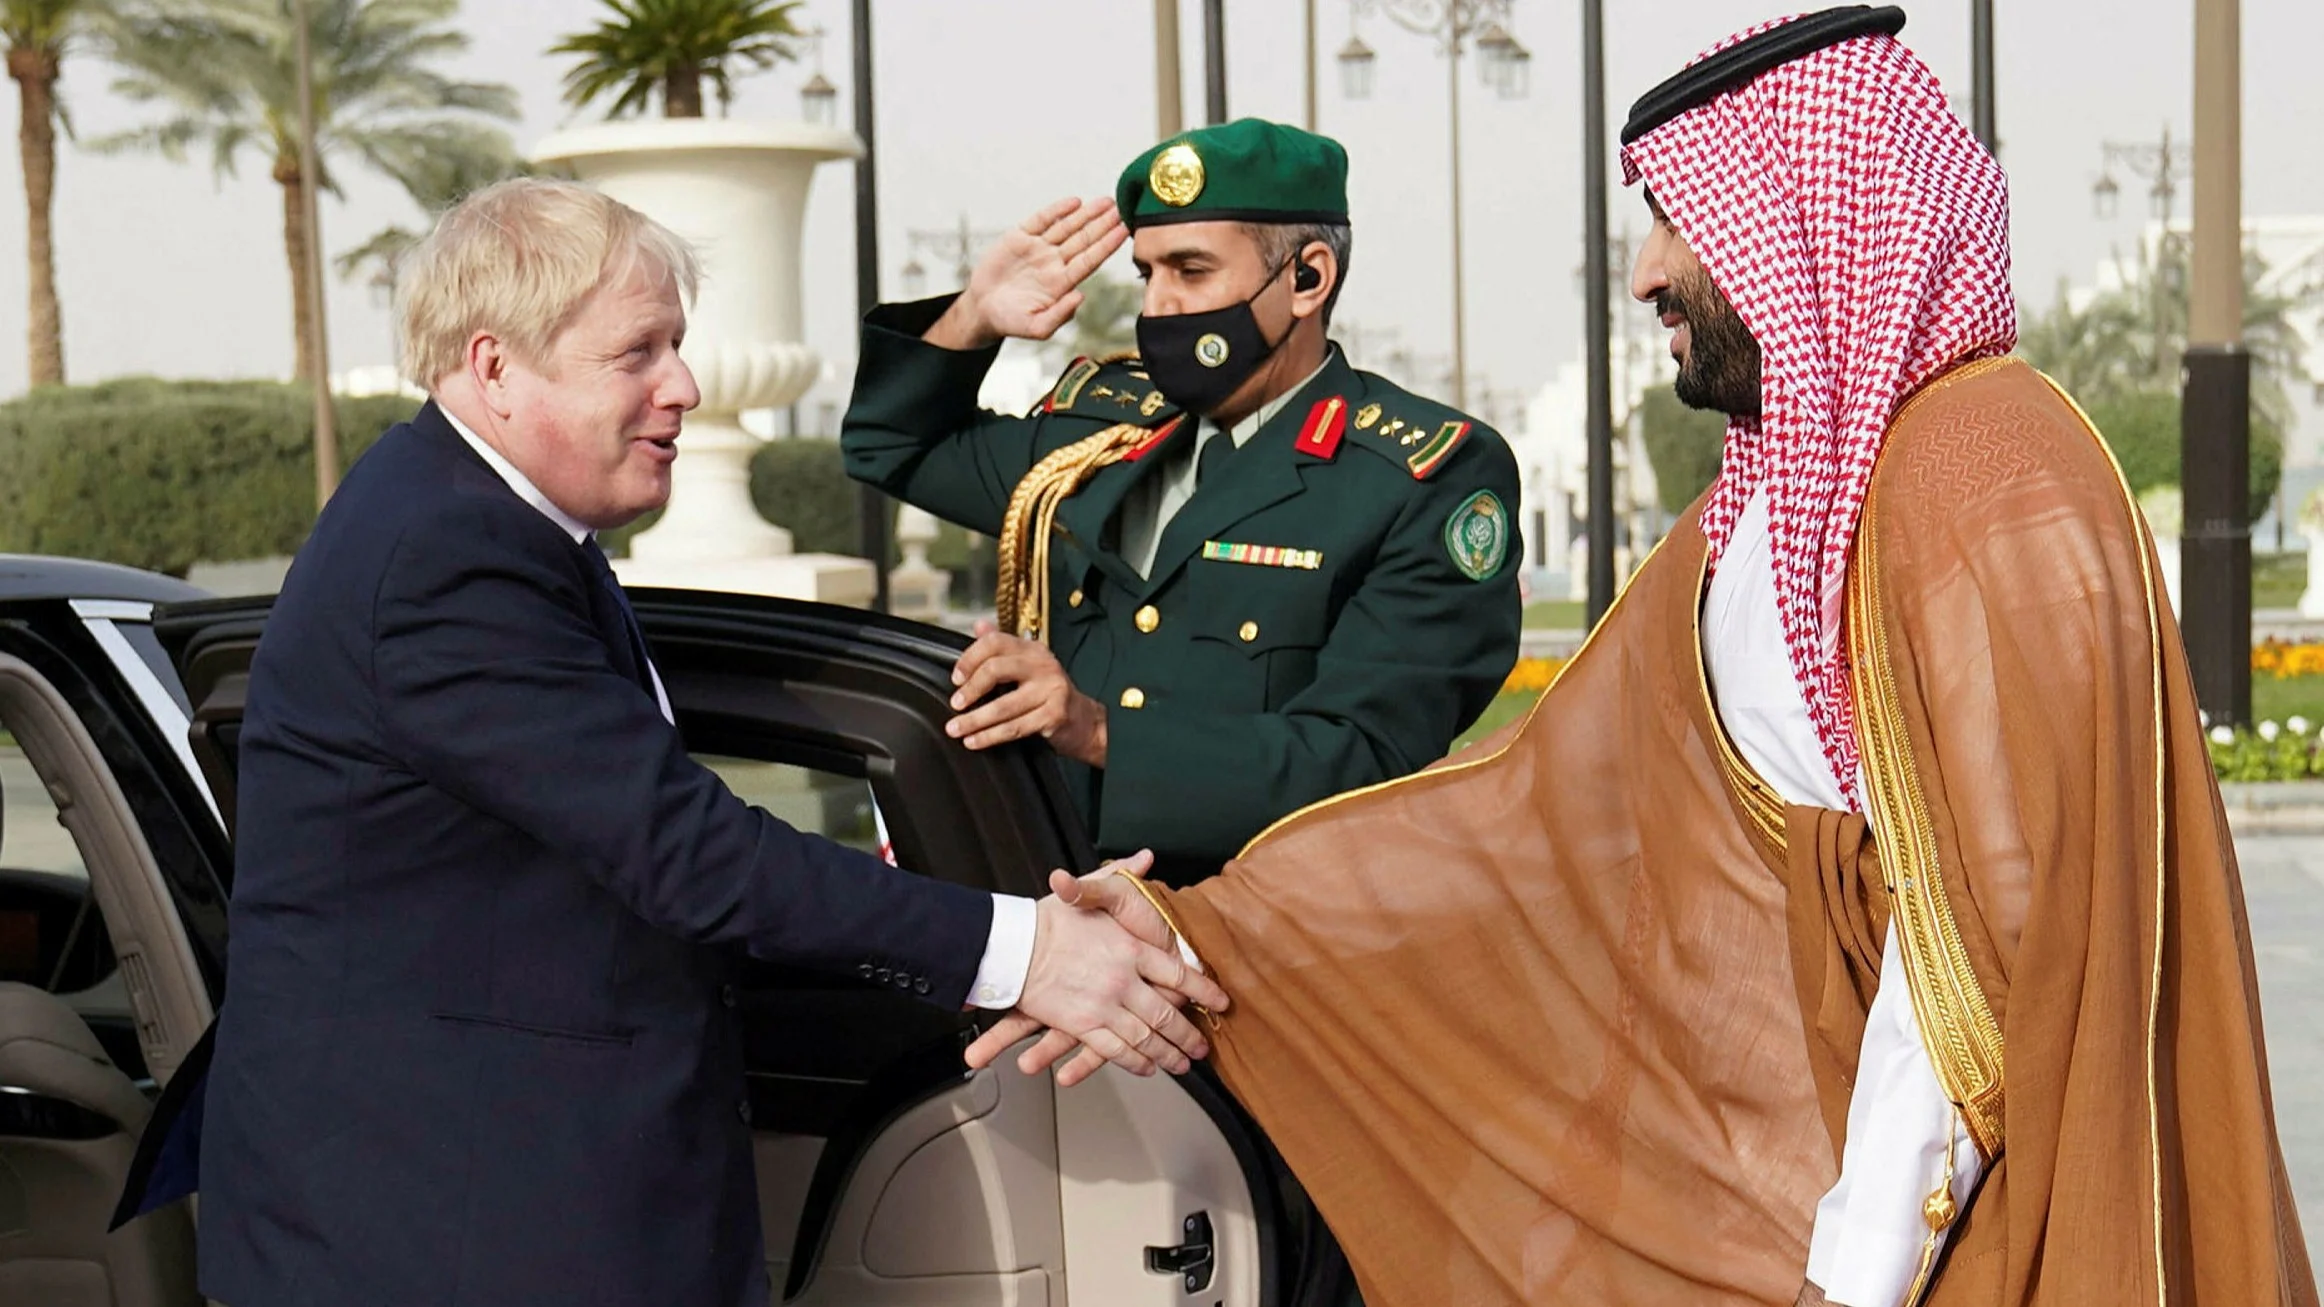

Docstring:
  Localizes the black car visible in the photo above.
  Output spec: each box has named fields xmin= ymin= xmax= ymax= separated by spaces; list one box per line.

xmin=0 ymin=554 xmax=1351 ymax=1307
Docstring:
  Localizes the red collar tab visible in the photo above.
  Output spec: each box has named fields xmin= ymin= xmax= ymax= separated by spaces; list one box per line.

xmin=1121 ymin=415 xmax=1187 ymax=462
xmin=1294 ymin=396 xmax=1348 ymax=460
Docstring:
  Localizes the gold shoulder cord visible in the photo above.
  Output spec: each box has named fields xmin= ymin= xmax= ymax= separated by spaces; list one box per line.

xmin=995 ymin=422 xmax=1161 ymax=642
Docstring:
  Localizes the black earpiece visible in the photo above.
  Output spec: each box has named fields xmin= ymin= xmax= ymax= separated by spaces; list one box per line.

xmin=1294 ymin=261 xmax=1322 ymax=292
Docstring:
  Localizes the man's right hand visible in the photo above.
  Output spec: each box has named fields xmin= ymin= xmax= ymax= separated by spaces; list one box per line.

xmin=970 ymin=853 xmax=1229 ymax=1087
xmin=923 ymin=196 xmax=1128 ymax=351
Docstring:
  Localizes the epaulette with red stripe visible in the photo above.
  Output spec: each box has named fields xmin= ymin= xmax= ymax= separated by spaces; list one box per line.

xmin=1340 ymin=392 xmax=1478 ymax=481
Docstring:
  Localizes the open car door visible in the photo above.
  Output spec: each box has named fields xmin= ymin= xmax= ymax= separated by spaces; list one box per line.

xmin=151 ymin=587 xmax=1348 ymax=1306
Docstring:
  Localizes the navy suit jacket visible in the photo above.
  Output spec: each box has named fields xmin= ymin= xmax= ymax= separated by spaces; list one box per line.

xmin=195 ymin=405 xmax=994 ymax=1307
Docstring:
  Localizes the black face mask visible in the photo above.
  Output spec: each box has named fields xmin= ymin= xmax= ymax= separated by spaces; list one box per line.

xmin=1136 ymin=258 xmax=1296 ymax=417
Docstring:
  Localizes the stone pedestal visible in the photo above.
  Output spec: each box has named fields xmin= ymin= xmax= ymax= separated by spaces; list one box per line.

xmin=2300 ymin=487 xmax=2324 ymax=620
xmin=532 ymin=119 xmax=876 ymax=605
xmin=887 ymin=505 xmax=952 ymax=622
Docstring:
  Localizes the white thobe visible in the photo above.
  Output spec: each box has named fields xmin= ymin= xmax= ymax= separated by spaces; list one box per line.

xmin=1700 ymin=489 xmax=1984 ymax=1307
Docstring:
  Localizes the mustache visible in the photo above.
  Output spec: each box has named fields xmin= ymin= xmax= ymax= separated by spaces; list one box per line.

xmin=1654 ymin=289 xmax=1692 ymax=321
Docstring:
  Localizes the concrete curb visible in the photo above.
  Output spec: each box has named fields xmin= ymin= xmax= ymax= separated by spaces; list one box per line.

xmin=2221 ymin=780 xmax=2324 ymax=834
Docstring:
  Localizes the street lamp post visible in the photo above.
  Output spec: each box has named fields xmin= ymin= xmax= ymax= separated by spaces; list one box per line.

xmin=1969 ymin=0 xmax=1996 ymax=154
xmin=2187 ymin=0 xmax=2250 ymax=725
xmin=902 ymin=214 xmax=1004 ymax=299
xmin=1580 ymin=0 xmax=1612 ymax=624
xmin=1338 ymin=0 xmax=1530 ymax=414
xmin=849 ymin=0 xmax=890 ymax=611
xmin=2091 ymin=127 xmax=2188 ymax=376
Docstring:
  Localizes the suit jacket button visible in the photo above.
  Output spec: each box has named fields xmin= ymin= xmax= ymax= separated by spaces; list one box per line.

xmin=893 ymin=972 xmax=912 ymax=991
xmin=720 ymin=984 xmax=737 ymax=1009
xmin=1239 ymin=620 xmax=1260 ymax=642
xmin=1134 ymin=605 xmax=1161 ymax=633
xmin=874 ymin=967 xmax=892 ymax=984
xmin=858 ymin=963 xmax=875 ymax=979
xmin=1068 ymin=588 xmax=1085 ymax=609
xmin=1120 ymin=686 xmax=1146 ymax=710
xmin=914 ymin=976 xmax=932 ymax=995
xmin=738 ymin=1100 xmax=753 ymax=1127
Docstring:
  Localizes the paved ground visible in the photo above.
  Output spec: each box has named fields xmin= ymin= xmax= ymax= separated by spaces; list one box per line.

xmin=2236 ymin=831 xmax=2324 ymax=1272
xmin=5 ymin=741 xmax=2322 ymax=1268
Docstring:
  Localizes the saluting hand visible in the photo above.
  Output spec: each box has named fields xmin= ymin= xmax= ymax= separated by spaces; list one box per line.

xmin=925 ymin=197 xmax=1128 ymax=350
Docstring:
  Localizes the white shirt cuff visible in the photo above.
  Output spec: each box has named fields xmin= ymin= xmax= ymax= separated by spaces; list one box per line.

xmin=967 ymin=894 xmax=1037 ymax=1009
xmin=1805 ymin=925 xmax=1984 ymax=1307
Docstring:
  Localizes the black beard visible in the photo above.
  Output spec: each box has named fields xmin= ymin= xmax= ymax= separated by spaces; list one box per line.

xmin=1660 ymin=272 xmax=1763 ymax=418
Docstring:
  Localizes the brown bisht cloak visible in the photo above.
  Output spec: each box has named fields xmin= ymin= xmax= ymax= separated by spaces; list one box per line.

xmin=1164 ymin=359 xmax=2316 ymax=1305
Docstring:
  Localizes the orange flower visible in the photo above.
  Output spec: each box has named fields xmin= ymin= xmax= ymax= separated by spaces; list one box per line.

xmin=2252 ymin=638 xmax=2324 ymax=680
xmin=1500 ymin=657 xmax=1568 ymax=694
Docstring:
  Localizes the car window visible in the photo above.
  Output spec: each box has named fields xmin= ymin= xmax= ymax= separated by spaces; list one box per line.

xmin=1 ymin=736 xmax=85 ymax=881
xmin=695 ymin=754 xmax=882 ymax=857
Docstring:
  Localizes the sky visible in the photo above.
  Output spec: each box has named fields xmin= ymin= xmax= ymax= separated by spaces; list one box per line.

xmin=7 ymin=0 xmax=2323 ymax=425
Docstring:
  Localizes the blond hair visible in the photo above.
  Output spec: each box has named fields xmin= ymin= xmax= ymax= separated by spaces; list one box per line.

xmin=397 ymin=177 xmax=702 ymax=390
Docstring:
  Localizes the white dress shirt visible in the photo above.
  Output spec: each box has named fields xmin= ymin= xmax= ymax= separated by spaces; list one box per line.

xmin=442 ymin=407 xmax=1038 ymax=1009
xmin=1700 ymin=489 xmax=1982 ymax=1307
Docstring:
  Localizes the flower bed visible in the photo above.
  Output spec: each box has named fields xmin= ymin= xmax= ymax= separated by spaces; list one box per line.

xmin=1500 ymin=656 xmax=1568 ymax=694
xmin=2252 ymin=638 xmax=2324 ymax=679
xmin=2208 ymin=718 xmax=2324 ymax=782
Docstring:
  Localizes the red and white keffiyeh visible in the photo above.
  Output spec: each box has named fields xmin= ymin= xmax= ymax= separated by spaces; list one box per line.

xmin=1621 ymin=16 xmax=2015 ymax=800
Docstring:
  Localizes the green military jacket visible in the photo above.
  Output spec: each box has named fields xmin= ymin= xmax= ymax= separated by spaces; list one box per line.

xmin=842 ymin=296 xmax=1523 ymax=884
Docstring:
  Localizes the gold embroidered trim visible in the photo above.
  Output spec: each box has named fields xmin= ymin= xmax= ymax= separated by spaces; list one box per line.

xmin=994 ymin=422 xmax=1166 ymax=642
xmin=2031 ymin=368 xmax=2173 ymax=1305
xmin=1847 ymin=493 xmax=2008 ymax=1162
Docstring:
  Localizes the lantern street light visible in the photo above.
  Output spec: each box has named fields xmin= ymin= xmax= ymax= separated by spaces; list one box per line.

xmin=1337 ymin=0 xmax=1529 ymax=412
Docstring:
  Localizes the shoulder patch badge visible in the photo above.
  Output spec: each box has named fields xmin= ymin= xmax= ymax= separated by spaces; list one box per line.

xmin=1444 ymin=490 xmax=1509 ymax=581
xmin=1047 ymin=357 xmax=1100 ymax=412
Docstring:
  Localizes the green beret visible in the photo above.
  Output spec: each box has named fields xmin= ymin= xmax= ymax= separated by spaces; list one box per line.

xmin=1116 ymin=118 xmax=1350 ymax=230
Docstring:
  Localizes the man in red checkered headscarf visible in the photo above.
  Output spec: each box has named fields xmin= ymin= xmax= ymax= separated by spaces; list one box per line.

xmin=991 ymin=8 xmax=2317 ymax=1306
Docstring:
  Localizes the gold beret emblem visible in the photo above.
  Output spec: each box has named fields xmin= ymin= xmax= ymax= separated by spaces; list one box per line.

xmin=1149 ymin=143 xmax=1205 ymax=208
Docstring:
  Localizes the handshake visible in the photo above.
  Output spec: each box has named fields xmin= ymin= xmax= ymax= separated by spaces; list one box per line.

xmin=965 ymin=849 xmax=1231 ymax=1087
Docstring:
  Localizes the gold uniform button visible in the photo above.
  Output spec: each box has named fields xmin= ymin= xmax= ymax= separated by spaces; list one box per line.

xmin=1068 ymin=589 xmax=1084 ymax=609
xmin=1134 ymin=605 xmax=1161 ymax=633
xmin=1239 ymin=620 xmax=1259 ymax=643
xmin=1119 ymin=687 xmax=1146 ymax=710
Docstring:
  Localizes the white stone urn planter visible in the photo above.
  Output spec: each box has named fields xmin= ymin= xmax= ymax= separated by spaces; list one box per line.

xmin=532 ymin=119 xmax=876 ymax=607
xmin=2299 ymin=485 xmax=2324 ymax=619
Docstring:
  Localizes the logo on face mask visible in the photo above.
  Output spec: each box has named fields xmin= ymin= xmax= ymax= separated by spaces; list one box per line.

xmin=1135 ymin=256 xmax=1296 ymax=416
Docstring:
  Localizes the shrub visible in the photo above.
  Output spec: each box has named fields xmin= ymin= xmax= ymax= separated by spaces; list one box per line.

xmin=0 ymin=379 xmax=416 ymax=576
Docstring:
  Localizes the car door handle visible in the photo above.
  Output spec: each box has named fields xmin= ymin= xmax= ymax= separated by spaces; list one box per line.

xmin=1144 ymin=1209 xmax=1216 ymax=1293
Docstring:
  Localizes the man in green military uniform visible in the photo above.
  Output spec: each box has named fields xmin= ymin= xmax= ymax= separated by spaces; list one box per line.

xmin=843 ymin=119 xmax=1522 ymax=886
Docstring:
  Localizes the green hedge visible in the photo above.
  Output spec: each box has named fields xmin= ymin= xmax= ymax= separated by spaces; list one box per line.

xmin=2081 ymin=387 xmax=2282 ymax=526
xmin=0 ymin=383 xmax=996 ymax=595
xmin=0 ymin=379 xmax=417 ymax=576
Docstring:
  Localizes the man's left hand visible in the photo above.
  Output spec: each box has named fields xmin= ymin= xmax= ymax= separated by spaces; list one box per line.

xmin=947 ymin=620 xmax=1107 ymax=766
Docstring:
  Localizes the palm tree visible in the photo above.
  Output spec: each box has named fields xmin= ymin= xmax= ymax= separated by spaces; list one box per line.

xmin=92 ymin=0 xmax=518 ymax=386
xmin=1057 ymin=272 xmax=1140 ymax=364
xmin=5 ymin=0 xmax=84 ymax=387
xmin=554 ymin=0 xmax=804 ymax=120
